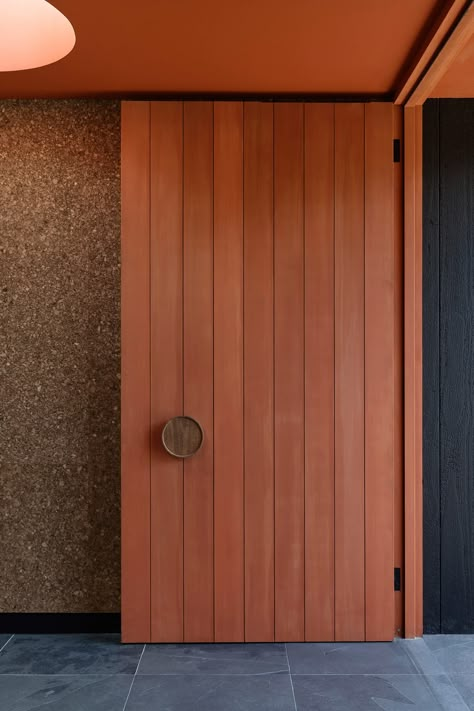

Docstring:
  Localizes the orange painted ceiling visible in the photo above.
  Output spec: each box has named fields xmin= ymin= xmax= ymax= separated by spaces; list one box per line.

xmin=0 ymin=0 xmax=446 ymax=98
xmin=430 ymin=35 xmax=474 ymax=97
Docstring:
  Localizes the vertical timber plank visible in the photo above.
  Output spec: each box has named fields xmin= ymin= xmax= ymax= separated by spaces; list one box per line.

xmin=393 ymin=105 xmax=405 ymax=637
xmin=150 ymin=102 xmax=184 ymax=642
xmin=183 ymin=101 xmax=214 ymax=642
xmin=304 ymin=103 xmax=335 ymax=641
xmin=214 ymin=102 xmax=245 ymax=641
xmin=334 ymin=103 xmax=365 ymax=641
xmin=404 ymin=105 xmax=423 ymax=638
xmin=274 ymin=103 xmax=305 ymax=642
xmin=121 ymin=101 xmax=151 ymax=642
xmin=365 ymin=103 xmax=395 ymax=641
xmin=243 ymin=102 xmax=275 ymax=641
xmin=422 ymin=100 xmax=440 ymax=634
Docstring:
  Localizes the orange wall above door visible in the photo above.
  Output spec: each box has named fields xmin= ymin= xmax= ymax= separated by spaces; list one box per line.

xmin=0 ymin=0 xmax=446 ymax=97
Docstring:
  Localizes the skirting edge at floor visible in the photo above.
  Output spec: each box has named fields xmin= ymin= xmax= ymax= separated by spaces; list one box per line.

xmin=0 ymin=613 xmax=120 ymax=634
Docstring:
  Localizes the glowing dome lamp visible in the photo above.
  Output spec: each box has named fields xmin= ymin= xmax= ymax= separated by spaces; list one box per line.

xmin=0 ymin=0 xmax=76 ymax=71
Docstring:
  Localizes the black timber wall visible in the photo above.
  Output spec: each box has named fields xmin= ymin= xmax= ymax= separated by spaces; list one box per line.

xmin=423 ymin=99 xmax=474 ymax=633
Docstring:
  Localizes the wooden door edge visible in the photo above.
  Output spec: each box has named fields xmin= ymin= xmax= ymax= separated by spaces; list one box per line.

xmin=403 ymin=105 xmax=423 ymax=638
xmin=121 ymin=101 xmax=152 ymax=642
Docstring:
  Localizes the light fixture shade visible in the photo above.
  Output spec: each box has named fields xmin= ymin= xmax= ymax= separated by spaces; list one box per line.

xmin=0 ymin=0 xmax=75 ymax=71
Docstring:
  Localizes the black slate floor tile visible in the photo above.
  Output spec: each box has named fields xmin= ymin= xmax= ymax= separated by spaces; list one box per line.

xmin=0 ymin=635 xmax=143 ymax=675
xmin=292 ymin=673 xmax=466 ymax=711
xmin=126 ymin=673 xmax=295 ymax=710
xmin=425 ymin=636 xmax=474 ymax=675
xmin=0 ymin=636 xmax=13 ymax=652
xmin=0 ymin=674 xmax=133 ymax=711
xmin=449 ymin=674 xmax=474 ymax=710
xmin=399 ymin=638 xmax=447 ymax=675
xmin=138 ymin=643 xmax=288 ymax=675
xmin=287 ymin=641 xmax=418 ymax=675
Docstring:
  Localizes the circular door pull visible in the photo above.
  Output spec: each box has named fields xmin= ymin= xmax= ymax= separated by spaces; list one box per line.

xmin=162 ymin=416 xmax=204 ymax=458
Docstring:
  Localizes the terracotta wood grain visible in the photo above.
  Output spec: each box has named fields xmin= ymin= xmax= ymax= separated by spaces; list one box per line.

xmin=404 ymin=105 xmax=423 ymax=638
xmin=393 ymin=106 xmax=405 ymax=637
xmin=150 ymin=101 xmax=184 ymax=642
xmin=121 ymin=101 xmax=151 ymax=642
xmin=213 ymin=102 xmax=245 ymax=641
xmin=274 ymin=103 xmax=305 ymax=641
xmin=364 ymin=102 xmax=395 ymax=641
xmin=334 ymin=103 xmax=365 ymax=641
xmin=304 ymin=103 xmax=335 ymax=641
xmin=183 ymin=101 xmax=214 ymax=641
xmin=121 ymin=99 xmax=403 ymax=644
xmin=243 ymin=102 xmax=275 ymax=641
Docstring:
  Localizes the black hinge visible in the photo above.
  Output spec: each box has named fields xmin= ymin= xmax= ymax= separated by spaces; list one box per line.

xmin=394 ymin=567 xmax=401 ymax=591
xmin=393 ymin=139 xmax=401 ymax=163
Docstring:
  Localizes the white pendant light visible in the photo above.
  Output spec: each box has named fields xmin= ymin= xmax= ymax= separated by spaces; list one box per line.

xmin=0 ymin=0 xmax=75 ymax=71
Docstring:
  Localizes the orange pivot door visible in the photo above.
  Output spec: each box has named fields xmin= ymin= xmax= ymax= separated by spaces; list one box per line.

xmin=121 ymin=100 xmax=398 ymax=642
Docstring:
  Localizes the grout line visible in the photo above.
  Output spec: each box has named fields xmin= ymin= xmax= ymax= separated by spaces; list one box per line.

xmin=132 ymin=670 xmax=288 ymax=677
xmin=270 ymin=672 xmax=464 ymax=677
xmin=285 ymin=643 xmax=298 ymax=711
xmin=122 ymin=644 xmax=146 ymax=711
xmin=0 ymin=635 xmax=14 ymax=653
xmin=0 ymin=672 xmax=463 ymax=678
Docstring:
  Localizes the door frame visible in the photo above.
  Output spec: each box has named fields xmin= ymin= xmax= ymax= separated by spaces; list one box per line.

xmin=398 ymin=1 xmax=474 ymax=637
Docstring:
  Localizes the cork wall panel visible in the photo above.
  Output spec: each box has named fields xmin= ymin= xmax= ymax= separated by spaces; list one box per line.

xmin=0 ymin=100 xmax=121 ymax=612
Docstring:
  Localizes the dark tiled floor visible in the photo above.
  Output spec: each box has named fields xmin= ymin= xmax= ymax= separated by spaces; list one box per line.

xmin=286 ymin=641 xmax=417 ymax=674
xmin=1 ymin=634 xmax=474 ymax=710
xmin=137 ymin=642 xmax=288 ymax=675
xmin=0 ymin=634 xmax=142 ymax=675
xmin=0 ymin=635 xmax=13 ymax=652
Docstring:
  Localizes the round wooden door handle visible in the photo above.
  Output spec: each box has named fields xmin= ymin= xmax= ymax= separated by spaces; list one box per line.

xmin=161 ymin=416 xmax=204 ymax=458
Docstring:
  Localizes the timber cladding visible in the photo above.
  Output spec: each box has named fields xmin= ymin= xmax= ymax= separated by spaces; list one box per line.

xmin=423 ymin=99 xmax=474 ymax=634
xmin=121 ymin=101 xmax=402 ymax=643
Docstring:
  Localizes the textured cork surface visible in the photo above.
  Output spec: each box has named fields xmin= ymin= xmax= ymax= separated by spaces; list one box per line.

xmin=0 ymin=100 xmax=121 ymax=612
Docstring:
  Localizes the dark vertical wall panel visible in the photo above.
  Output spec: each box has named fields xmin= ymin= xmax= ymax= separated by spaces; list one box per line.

xmin=424 ymin=99 xmax=474 ymax=634
xmin=439 ymin=100 xmax=474 ymax=633
xmin=423 ymin=99 xmax=441 ymax=634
